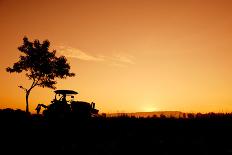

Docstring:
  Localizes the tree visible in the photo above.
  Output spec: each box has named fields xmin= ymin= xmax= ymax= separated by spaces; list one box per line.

xmin=6 ymin=37 xmax=75 ymax=113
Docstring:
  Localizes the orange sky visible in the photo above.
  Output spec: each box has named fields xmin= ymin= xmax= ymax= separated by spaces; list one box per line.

xmin=1 ymin=0 xmax=232 ymax=113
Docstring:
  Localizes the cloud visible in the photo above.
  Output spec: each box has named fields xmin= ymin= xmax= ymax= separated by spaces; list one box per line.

xmin=56 ymin=45 xmax=135 ymax=67
xmin=57 ymin=46 xmax=104 ymax=61
xmin=112 ymin=54 xmax=135 ymax=64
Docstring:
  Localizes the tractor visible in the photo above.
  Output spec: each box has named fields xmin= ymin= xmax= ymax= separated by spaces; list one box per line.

xmin=35 ymin=90 xmax=99 ymax=119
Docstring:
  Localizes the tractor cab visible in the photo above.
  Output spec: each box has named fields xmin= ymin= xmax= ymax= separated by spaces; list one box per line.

xmin=53 ymin=90 xmax=78 ymax=104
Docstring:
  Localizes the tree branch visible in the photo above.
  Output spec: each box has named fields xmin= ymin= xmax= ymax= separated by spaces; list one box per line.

xmin=18 ymin=85 xmax=27 ymax=92
xmin=28 ymin=75 xmax=42 ymax=92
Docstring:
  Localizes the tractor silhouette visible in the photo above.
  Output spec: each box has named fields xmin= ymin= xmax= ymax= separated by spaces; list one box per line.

xmin=35 ymin=90 xmax=99 ymax=119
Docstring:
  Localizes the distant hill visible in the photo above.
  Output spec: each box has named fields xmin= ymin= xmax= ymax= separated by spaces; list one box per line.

xmin=105 ymin=111 xmax=186 ymax=118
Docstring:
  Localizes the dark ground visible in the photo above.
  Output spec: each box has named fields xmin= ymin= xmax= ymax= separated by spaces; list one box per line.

xmin=1 ymin=109 xmax=232 ymax=155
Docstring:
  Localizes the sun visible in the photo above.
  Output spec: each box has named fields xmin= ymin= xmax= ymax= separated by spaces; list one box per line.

xmin=141 ymin=105 xmax=158 ymax=112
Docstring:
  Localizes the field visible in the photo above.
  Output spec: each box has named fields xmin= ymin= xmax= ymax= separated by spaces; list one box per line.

xmin=1 ymin=108 xmax=232 ymax=155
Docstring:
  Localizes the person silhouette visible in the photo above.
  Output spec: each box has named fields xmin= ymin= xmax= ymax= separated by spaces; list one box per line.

xmin=61 ymin=94 xmax=67 ymax=103
xmin=35 ymin=104 xmax=47 ymax=114
xmin=35 ymin=104 xmax=41 ymax=114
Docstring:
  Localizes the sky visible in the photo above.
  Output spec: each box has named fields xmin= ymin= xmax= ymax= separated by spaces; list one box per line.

xmin=0 ymin=0 xmax=232 ymax=113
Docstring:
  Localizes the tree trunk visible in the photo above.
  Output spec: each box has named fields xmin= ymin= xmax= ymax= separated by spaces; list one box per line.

xmin=26 ymin=91 xmax=30 ymax=113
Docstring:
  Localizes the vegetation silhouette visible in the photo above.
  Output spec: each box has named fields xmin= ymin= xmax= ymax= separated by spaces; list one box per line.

xmin=6 ymin=37 xmax=75 ymax=113
xmin=1 ymin=108 xmax=232 ymax=154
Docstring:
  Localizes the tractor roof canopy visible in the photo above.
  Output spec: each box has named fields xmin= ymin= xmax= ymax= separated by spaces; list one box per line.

xmin=54 ymin=90 xmax=78 ymax=95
